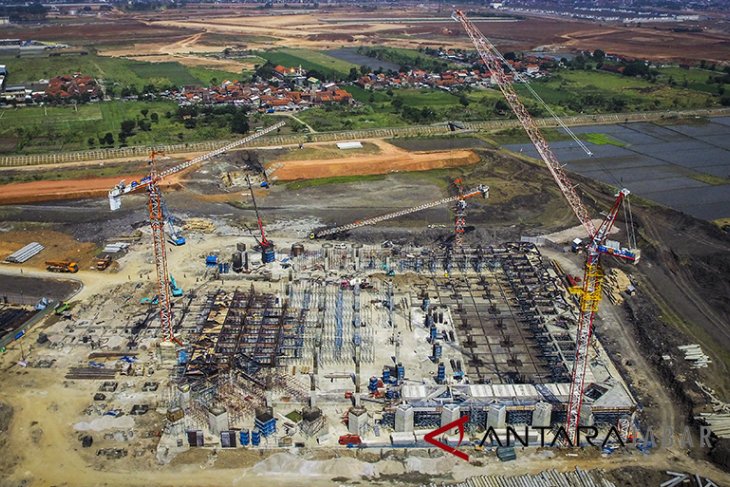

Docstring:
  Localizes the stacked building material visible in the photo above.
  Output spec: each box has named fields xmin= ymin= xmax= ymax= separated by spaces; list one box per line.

xmin=678 ymin=344 xmax=711 ymax=368
xmin=6 ymin=242 xmax=44 ymax=263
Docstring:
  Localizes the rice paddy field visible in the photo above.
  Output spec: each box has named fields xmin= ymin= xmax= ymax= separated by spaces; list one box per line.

xmin=504 ymin=117 xmax=730 ymax=222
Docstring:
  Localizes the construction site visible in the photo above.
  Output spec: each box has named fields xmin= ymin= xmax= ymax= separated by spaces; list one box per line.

xmin=1 ymin=8 xmax=729 ymax=487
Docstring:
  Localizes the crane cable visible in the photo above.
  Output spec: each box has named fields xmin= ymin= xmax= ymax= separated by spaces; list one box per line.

xmin=472 ymin=29 xmax=594 ymax=157
xmin=466 ymin=21 xmax=645 ymax=247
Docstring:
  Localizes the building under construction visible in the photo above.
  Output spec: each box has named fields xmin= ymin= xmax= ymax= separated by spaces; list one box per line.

xmin=163 ymin=241 xmax=635 ymax=449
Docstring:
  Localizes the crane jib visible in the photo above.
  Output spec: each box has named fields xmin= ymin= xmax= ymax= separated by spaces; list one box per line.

xmin=107 ymin=121 xmax=285 ymax=210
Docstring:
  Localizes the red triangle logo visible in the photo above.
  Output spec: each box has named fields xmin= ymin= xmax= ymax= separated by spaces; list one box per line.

xmin=424 ymin=414 xmax=470 ymax=461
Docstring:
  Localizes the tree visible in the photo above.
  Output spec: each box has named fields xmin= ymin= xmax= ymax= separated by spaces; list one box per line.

xmin=347 ymin=67 xmax=359 ymax=81
xmin=494 ymin=99 xmax=510 ymax=113
xmin=592 ymin=49 xmax=606 ymax=63
xmin=391 ymin=97 xmax=404 ymax=110
xmin=230 ymin=116 xmax=249 ymax=134
xmin=459 ymin=94 xmax=470 ymax=107
xmin=102 ymin=132 xmax=114 ymax=147
xmin=150 ymin=112 xmax=159 ymax=123
xmin=120 ymin=119 xmax=136 ymax=135
xmin=87 ymin=137 xmax=95 ymax=148
xmin=140 ymin=108 xmax=149 ymax=118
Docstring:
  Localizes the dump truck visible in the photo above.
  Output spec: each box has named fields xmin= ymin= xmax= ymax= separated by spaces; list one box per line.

xmin=45 ymin=260 xmax=79 ymax=273
xmin=96 ymin=256 xmax=112 ymax=271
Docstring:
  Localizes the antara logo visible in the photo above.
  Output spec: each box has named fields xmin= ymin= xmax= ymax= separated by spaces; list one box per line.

xmin=426 ymin=416 xmax=631 ymax=462
xmin=424 ymin=415 xmax=470 ymax=461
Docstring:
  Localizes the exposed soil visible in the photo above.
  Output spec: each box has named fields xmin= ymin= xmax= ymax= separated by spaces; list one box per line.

xmin=268 ymin=148 xmax=480 ymax=181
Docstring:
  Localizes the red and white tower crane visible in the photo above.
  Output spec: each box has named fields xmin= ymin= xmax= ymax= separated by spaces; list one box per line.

xmin=453 ymin=10 xmax=639 ymax=444
xmin=146 ymin=150 xmax=178 ymax=344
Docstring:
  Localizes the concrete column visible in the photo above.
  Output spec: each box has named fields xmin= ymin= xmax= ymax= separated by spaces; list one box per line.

xmin=487 ymin=404 xmax=507 ymax=429
xmin=441 ymin=404 xmax=460 ymax=427
xmin=532 ymin=401 xmax=552 ymax=428
xmin=395 ymin=404 xmax=414 ymax=432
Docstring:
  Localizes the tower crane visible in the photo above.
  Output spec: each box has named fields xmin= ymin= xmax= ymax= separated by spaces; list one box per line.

xmin=107 ymin=121 xmax=285 ymax=343
xmin=309 ymin=184 xmax=488 ymax=239
xmin=453 ymin=10 xmax=640 ymax=444
xmin=246 ymin=175 xmax=276 ymax=263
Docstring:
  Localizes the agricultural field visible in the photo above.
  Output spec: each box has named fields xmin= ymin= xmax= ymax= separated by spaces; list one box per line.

xmin=515 ymin=69 xmax=719 ymax=114
xmin=0 ymin=53 xmax=240 ymax=90
xmin=0 ymin=101 xmax=236 ymax=154
xmin=256 ymin=48 xmax=357 ymax=79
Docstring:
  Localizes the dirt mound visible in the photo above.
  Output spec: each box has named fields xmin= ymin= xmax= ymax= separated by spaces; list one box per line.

xmin=268 ymin=149 xmax=480 ymax=181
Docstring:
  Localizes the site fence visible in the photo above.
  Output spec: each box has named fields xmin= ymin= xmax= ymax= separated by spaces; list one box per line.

xmin=1 ymin=107 xmax=728 ymax=167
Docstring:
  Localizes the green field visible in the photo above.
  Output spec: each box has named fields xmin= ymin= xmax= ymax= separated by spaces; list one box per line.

xmin=0 ymin=53 xmax=241 ymax=90
xmin=656 ymin=66 xmax=726 ymax=94
xmin=297 ymin=106 xmax=406 ymax=132
xmin=580 ymin=132 xmax=627 ymax=147
xmin=516 ymin=69 xmax=718 ymax=114
xmin=0 ymin=101 xmax=237 ymax=154
xmin=257 ymin=48 xmax=357 ymax=79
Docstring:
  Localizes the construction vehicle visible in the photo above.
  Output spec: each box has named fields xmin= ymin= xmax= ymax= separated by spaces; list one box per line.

xmin=54 ymin=301 xmax=71 ymax=315
xmin=246 ymin=175 xmax=275 ymax=263
xmin=162 ymin=200 xmax=186 ymax=246
xmin=140 ymin=296 xmax=159 ymax=305
xmin=96 ymin=256 xmax=112 ymax=271
xmin=106 ymin=124 xmax=284 ymax=344
xmin=170 ymin=275 xmax=183 ymax=297
xmin=453 ymin=10 xmax=640 ymax=445
xmin=310 ymin=184 xmax=488 ymax=239
xmin=45 ymin=260 xmax=79 ymax=273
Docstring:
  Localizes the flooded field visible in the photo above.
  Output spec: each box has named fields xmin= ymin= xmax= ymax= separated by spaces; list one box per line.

xmin=505 ymin=117 xmax=730 ymax=221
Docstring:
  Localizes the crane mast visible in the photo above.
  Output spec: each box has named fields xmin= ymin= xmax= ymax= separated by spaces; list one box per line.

xmin=246 ymin=175 xmax=276 ymax=263
xmin=146 ymin=151 xmax=177 ymax=344
xmin=453 ymin=178 xmax=467 ymax=247
xmin=310 ymin=185 xmax=488 ymax=239
xmin=453 ymin=10 xmax=639 ymax=444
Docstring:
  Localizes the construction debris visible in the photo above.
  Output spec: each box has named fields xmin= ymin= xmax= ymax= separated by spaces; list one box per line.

xmin=678 ymin=344 xmax=712 ymax=368
xmin=183 ymin=218 xmax=215 ymax=233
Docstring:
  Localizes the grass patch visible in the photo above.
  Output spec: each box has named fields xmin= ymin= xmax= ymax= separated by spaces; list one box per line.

xmin=687 ymin=172 xmax=730 ymax=186
xmin=298 ymin=106 xmax=406 ymax=132
xmin=285 ymin=174 xmax=386 ymax=190
xmin=490 ymin=127 xmax=571 ymax=145
xmin=271 ymin=142 xmax=380 ymax=162
xmin=127 ymin=62 xmax=201 ymax=87
xmin=0 ymin=100 xmax=238 ymax=154
xmin=258 ymin=48 xmax=356 ymax=78
xmin=580 ymin=132 xmax=627 ymax=147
